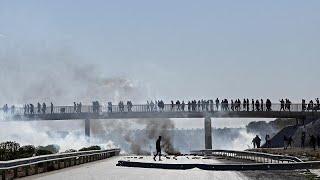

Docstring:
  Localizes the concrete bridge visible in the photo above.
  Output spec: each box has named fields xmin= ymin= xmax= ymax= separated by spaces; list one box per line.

xmin=3 ymin=103 xmax=320 ymax=149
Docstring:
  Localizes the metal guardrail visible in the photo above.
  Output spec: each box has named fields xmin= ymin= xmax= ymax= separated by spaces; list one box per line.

xmin=191 ymin=149 xmax=303 ymax=163
xmin=2 ymin=103 xmax=320 ymax=116
xmin=0 ymin=149 xmax=120 ymax=179
xmin=0 ymin=148 xmax=120 ymax=169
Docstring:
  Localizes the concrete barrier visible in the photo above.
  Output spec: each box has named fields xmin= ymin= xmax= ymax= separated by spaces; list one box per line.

xmin=0 ymin=149 xmax=120 ymax=180
xmin=117 ymin=160 xmax=320 ymax=171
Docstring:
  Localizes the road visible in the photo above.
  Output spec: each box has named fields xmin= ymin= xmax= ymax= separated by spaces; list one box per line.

xmin=21 ymin=156 xmax=310 ymax=180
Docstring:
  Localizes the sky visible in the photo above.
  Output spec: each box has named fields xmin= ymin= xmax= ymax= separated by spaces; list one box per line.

xmin=0 ymin=1 xmax=320 ymax=128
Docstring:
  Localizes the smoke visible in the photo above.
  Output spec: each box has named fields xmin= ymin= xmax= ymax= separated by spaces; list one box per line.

xmin=0 ymin=49 xmax=145 ymax=105
xmin=0 ymin=121 xmax=117 ymax=152
xmin=0 ymin=48 xmax=257 ymax=154
xmin=92 ymin=118 xmax=179 ymax=155
xmin=138 ymin=118 xmax=179 ymax=154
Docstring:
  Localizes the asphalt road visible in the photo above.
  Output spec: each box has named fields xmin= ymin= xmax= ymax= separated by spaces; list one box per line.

xmin=20 ymin=156 xmax=309 ymax=180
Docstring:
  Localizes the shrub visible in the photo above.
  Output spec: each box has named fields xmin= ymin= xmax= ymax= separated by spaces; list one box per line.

xmin=0 ymin=141 xmax=20 ymax=160
xmin=79 ymin=145 xmax=101 ymax=151
xmin=64 ymin=149 xmax=77 ymax=153
xmin=37 ymin=144 xmax=60 ymax=154
xmin=18 ymin=145 xmax=36 ymax=158
xmin=36 ymin=149 xmax=53 ymax=156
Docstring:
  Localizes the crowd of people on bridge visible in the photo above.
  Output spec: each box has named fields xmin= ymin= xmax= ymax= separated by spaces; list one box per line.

xmin=2 ymin=98 xmax=320 ymax=115
xmin=22 ymin=103 xmax=54 ymax=114
xmin=302 ymin=98 xmax=320 ymax=112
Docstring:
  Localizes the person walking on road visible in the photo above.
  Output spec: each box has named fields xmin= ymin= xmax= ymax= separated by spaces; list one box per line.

xmin=153 ymin=136 xmax=162 ymax=161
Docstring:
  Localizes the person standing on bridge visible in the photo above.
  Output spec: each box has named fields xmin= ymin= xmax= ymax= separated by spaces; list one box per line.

xmin=302 ymin=99 xmax=306 ymax=111
xmin=215 ymin=98 xmax=219 ymax=111
xmin=251 ymin=99 xmax=254 ymax=111
xmin=243 ymin=99 xmax=246 ymax=111
xmin=30 ymin=104 xmax=34 ymax=114
xmin=255 ymin=100 xmax=260 ymax=111
xmin=37 ymin=103 xmax=41 ymax=114
xmin=280 ymin=99 xmax=285 ymax=111
xmin=181 ymin=101 xmax=185 ymax=111
xmin=42 ymin=102 xmax=46 ymax=114
xmin=74 ymin=102 xmax=77 ymax=112
xmin=50 ymin=102 xmax=53 ymax=114
xmin=153 ymin=136 xmax=162 ymax=161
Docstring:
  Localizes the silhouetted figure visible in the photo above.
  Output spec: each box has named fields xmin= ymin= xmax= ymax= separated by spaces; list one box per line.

xmin=50 ymin=102 xmax=53 ymax=114
xmin=302 ymin=99 xmax=306 ymax=111
xmin=24 ymin=104 xmax=27 ymax=114
xmin=231 ymin=100 xmax=234 ymax=111
xmin=283 ymin=135 xmax=288 ymax=149
xmin=255 ymin=100 xmax=260 ymax=111
xmin=255 ymin=135 xmax=261 ymax=148
xmin=310 ymin=135 xmax=316 ymax=150
xmin=74 ymin=102 xmax=77 ymax=112
xmin=280 ymin=99 xmax=285 ymax=111
xmin=301 ymin=131 xmax=306 ymax=148
xmin=265 ymin=134 xmax=271 ymax=148
xmin=287 ymin=136 xmax=293 ymax=148
xmin=260 ymin=99 xmax=264 ymax=111
xmin=181 ymin=101 xmax=185 ymax=111
xmin=27 ymin=104 xmax=30 ymax=114
xmin=285 ymin=99 xmax=291 ymax=111
xmin=3 ymin=104 xmax=8 ymax=113
xmin=37 ymin=103 xmax=41 ymax=114
xmin=153 ymin=136 xmax=162 ymax=161
xmin=30 ymin=104 xmax=34 ymax=114
xmin=79 ymin=102 xmax=82 ymax=113
xmin=42 ymin=103 xmax=46 ymax=114
xmin=266 ymin=99 xmax=272 ymax=111
xmin=252 ymin=137 xmax=256 ymax=148
xmin=215 ymin=98 xmax=219 ymax=111
xmin=251 ymin=99 xmax=254 ymax=111
xmin=10 ymin=105 xmax=15 ymax=114
xmin=246 ymin=99 xmax=250 ymax=111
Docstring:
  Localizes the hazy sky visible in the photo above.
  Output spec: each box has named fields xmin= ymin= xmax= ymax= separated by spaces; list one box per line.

xmin=0 ymin=1 xmax=319 ymax=128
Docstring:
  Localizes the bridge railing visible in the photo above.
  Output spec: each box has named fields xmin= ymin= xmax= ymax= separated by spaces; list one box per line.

xmin=190 ymin=149 xmax=303 ymax=163
xmin=2 ymin=103 xmax=318 ymax=116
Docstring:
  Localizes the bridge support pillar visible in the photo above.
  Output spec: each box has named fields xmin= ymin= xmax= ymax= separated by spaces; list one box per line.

xmin=204 ymin=117 xmax=212 ymax=149
xmin=85 ymin=119 xmax=90 ymax=140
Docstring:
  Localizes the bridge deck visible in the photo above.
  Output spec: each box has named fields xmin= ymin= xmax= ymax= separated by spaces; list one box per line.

xmin=10 ymin=111 xmax=320 ymax=121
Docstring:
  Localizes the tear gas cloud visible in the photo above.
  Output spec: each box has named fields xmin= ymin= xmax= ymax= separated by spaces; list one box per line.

xmin=0 ymin=50 xmax=257 ymax=153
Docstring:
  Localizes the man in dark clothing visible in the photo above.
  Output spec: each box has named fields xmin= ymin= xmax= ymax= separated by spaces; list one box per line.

xmin=310 ymin=135 xmax=316 ymax=150
xmin=287 ymin=136 xmax=293 ymax=148
xmin=255 ymin=135 xmax=261 ymax=148
xmin=301 ymin=131 xmax=306 ymax=148
xmin=50 ymin=102 xmax=53 ymax=114
xmin=153 ymin=136 xmax=162 ymax=161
